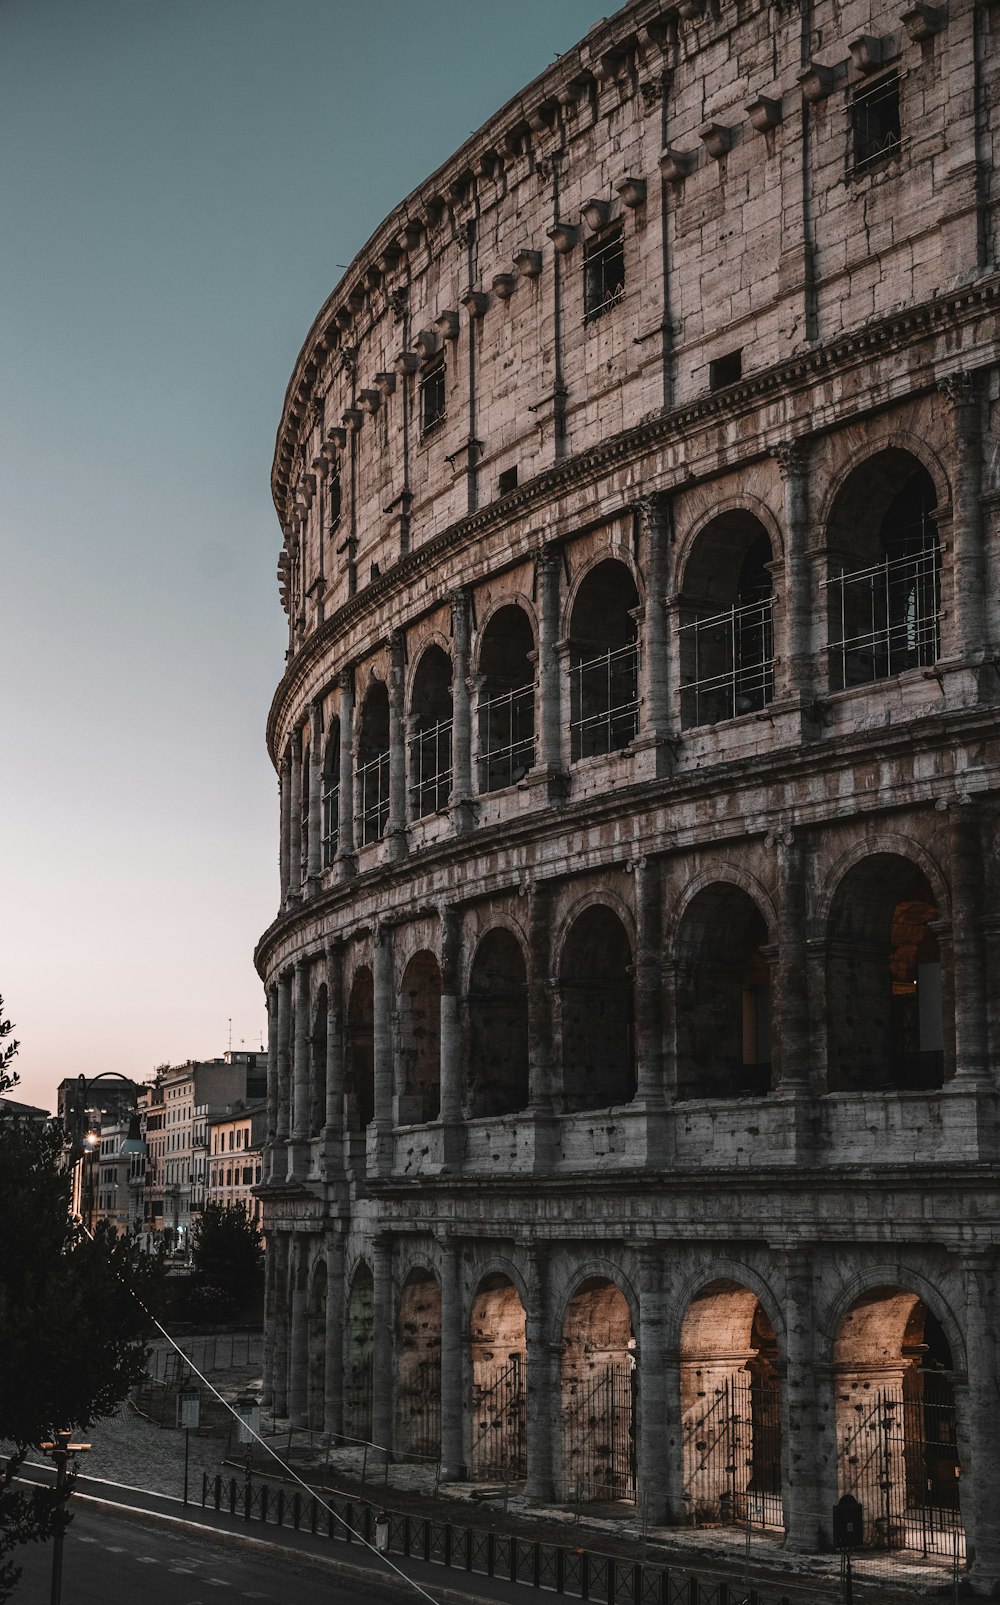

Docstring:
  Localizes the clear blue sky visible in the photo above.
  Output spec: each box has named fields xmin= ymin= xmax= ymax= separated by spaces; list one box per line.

xmin=1 ymin=0 xmax=611 ymax=1110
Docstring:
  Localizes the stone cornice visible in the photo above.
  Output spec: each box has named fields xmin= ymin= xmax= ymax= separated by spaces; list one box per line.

xmin=266 ymin=270 xmax=1000 ymax=764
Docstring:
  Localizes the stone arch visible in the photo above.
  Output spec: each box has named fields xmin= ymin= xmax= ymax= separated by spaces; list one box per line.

xmin=679 ymin=1278 xmax=784 ymax=1528
xmin=566 ymin=557 xmax=641 ymax=760
xmin=558 ymin=903 xmax=636 ymax=1113
xmin=310 ymin=982 xmax=327 ymax=1135
xmin=676 ymin=504 xmax=777 ymax=727
xmin=307 ymin=1254 xmax=327 ymax=1430
xmin=408 ymin=643 xmax=453 ymax=819
xmin=820 ymin=1265 xmax=966 ymax=1378
xmin=357 ymin=679 xmax=390 ymax=843
xmin=466 ymin=926 xmax=529 ymax=1118
xmin=397 ymin=950 xmax=441 ymax=1125
xmin=344 ymin=1260 xmax=373 ymax=1443
xmin=475 ymin=601 xmax=537 ymax=792
xmin=672 ymin=880 xmax=774 ymax=1100
xmin=816 ymin=429 xmax=952 ymax=533
xmin=815 ymin=834 xmax=951 ymax=933
xmin=823 ymin=850 xmax=948 ymax=1092
xmin=345 ymin=966 xmax=374 ymax=1130
xmin=469 ymin=1271 xmax=527 ymax=1481
xmin=396 ymin=1266 xmax=442 ymax=1460
xmin=560 ymin=1274 xmax=636 ymax=1503
xmin=675 ymin=492 xmax=785 ymax=576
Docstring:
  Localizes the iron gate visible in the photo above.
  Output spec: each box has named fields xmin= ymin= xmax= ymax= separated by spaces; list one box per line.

xmin=684 ymin=1374 xmax=783 ymax=1529
xmin=345 ymin=1354 xmax=373 ymax=1444
xmin=563 ymin=1359 xmax=636 ymax=1503
xmin=471 ymin=1354 xmax=526 ymax=1481
xmin=838 ymin=1384 xmax=962 ymax=1556
xmin=397 ymin=1358 xmax=441 ymax=1460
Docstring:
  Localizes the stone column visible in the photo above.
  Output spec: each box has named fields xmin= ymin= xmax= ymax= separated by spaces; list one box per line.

xmin=638 ymin=1246 xmax=669 ymax=1524
xmin=372 ymin=925 xmax=394 ymax=1173
xmin=950 ymin=802 xmax=989 ymax=1084
xmin=938 ymin=374 xmax=985 ymax=665
xmin=782 ymin=1249 xmax=830 ymax=1550
xmin=265 ymin=981 xmax=279 ymax=1159
xmin=386 ymin=631 xmax=408 ymax=860
xmin=271 ymin=1234 xmax=290 ymax=1417
xmin=324 ymin=1228 xmax=346 ymax=1438
xmin=438 ymin=904 xmax=464 ymax=1171
xmin=323 ymin=942 xmax=345 ymax=1160
xmin=261 ymin=1236 xmax=276 ymax=1408
xmin=532 ymin=545 xmax=565 ymax=798
xmin=959 ymin=1254 xmax=1000 ymax=1593
xmin=287 ymin=726 xmax=303 ymax=901
xmin=527 ymin=883 xmax=558 ymax=1172
xmin=272 ymin=971 xmax=292 ymax=1181
xmin=439 ymin=1235 xmax=466 ymax=1480
xmin=305 ymin=702 xmax=323 ymax=895
xmin=449 ymin=588 xmax=474 ymax=833
xmin=634 ymin=496 xmax=672 ymax=771
xmin=288 ymin=1239 xmax=309 ymax=1428
xmin=287 ymin=960 xmax=311 ymax=1182
xmin=335 ymin=666 xmax=355 ymax=878
xmin=371 ymin=1232 xmax=394 ymax=1455
xmin=278 ymin=747 xmax=292 ymax=905
xmin=775 ymin=832 xmax=811 ymax=1091
xmin=634 ymin=859 xmax=665 ymax=1106
xmin=524 ymin=1243 xmax=556 ymax=1503
xmin=772 ymin=442 xmax=813 ymax=704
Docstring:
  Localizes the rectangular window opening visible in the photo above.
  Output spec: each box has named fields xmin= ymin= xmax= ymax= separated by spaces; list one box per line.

xmin=420 ymin=358 xmax=446 ymax=436
xmin=497 ymin=466 xmax=518 ymax=497
xmin=851 ymin=72 xmax=901 ymax=174
xmin=328 ymin=465 xmax=342 ymax=528
xmin=584 ymin=225 xmax=625 ymax=323
xmin=709 ymin=350 xmax=743 ymax=391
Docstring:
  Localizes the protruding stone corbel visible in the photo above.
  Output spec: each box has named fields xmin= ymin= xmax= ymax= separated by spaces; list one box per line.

xmin=378 ymin=243 xmax=402 ymax=275
xmin=357 ymin=389 xmax=381 ymax=415
xmin=514 ymin=248 xmax=543 ymax=277
xmin=461 ymin=289 xmax=490 ymax=318
xmin=433 ymin=310 xmax=460 ymax=342
xmin=414 ymin=328 xmax=442 ymax=359
xmin=398 ymin=219 xmax=422 ymax=250
xmin=901 ymin=3 xmax=946 ymax=40
xmin=547 ymin=221 xmax=580 ymax=253
xmin=678 ymin=0 xmax=704 ymax=18
xmin=476 ymin=148 xmax=502 ymax=179
xmin=348 ymin=287 xmax=366 ymax=312
xmin=374 ymin=371 xmax=397 ymax=397
xmin=746 ymin=94 xmax=783 ymax=132
xmin=559 ymin=75 xmax=593 ymax=108
xmin=341 ymin=408 xmax=363 ymax=433
xmin=700 ymin=123 xmax=735 ymax=159
xmin=581 ymin=197 xmax=612 ymax=232
xmin=616 ymin=175 xmax=647 ymax=208
xmin=311 ymin=453 xmax=328 ymax=479
xmin=326 ymin=426 xmax=348 ymax=451
xmin=393 ymin=350 xmax=419 ymax=377
xmin=365 ymin=264 xmax=383 ymax=291
xmin=659 ymin=147 xmax=697 ymax=182
xmin=527 ymin=98 xmax=557 ymax=132
xmin=798 ymin=62 xmax=835 ymax=102
xmin=334 ymin=306 xmax=353 ymax=332
xmin=492 ymin=273 xmax=517 ymax=300
xmin=849 ymin=34 xmax=887 ymax=73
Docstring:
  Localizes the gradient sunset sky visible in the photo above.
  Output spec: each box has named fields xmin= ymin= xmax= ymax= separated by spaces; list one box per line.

xmin=1 ymin=0 xmax=610 ymax=1110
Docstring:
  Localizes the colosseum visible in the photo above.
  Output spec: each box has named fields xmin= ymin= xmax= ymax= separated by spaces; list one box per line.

xmin=255 ymin=0 xmax=1000 ymax=1587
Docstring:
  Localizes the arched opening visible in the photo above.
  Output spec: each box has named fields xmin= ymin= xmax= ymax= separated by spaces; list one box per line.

xmin=680 ymin=1281 xmax=783 ymax=1529
xmin=477 ymin=605 xmax=536 ymax=792
xmin=307 ymin=1257 xmax=327 ymax=1430
xmin=561 ymin=1279 xmax=635 ymax=1503
xmin=345 ymin=968 xmax=375 ymax=1131
xmin=357 ymin=682 xmax=390 ymax=844
xmin=678 ymin=514 xmax=774 ymax=727
xmin=569 ymin=561 xmax=640 ymax=759
xmin=396 ymin=1269 xmax=442 ymax=1460
xmin=299 ymin=732 xmax=311 ymax=884
xmin=466 ymin=930 xmax=529 ymax=1118
xmin=322 ymin=718 xmax=340 ymax=867
xmin=824 ymin=454 xmax=941 ymax=689
xmin=826 ymin=854 xmax=944 ymax=1092
xmin=470 ymin=1275 xmax=527 ymax=1481
xmin=674 ymin=885 xmax=772 ymax=1099
xmin=310 ymin=984 xmax=327 ymax=1136
xmin=345 ymin=1263 xmax=373 ymax=1443
xmin=409 ymin=646 xmax=453 ymax=819
xmin=834 ymin=1288 xmax=961 ymax=1554
xmin=560 ymin=907 xmax=635 ymax=1113
xmin=398 ymin=951 xmax=441 ymax=1125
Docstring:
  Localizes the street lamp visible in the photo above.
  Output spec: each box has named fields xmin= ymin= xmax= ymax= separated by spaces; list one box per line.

xmin=67 ymin=1073 xmax=145 ymax=1232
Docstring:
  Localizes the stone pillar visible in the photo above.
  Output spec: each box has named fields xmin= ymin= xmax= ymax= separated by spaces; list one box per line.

xmin=271 ymin=1234 xmax=290 ymax=1417
xmin=305 ymin=702 xmax=323 ymax=895
xmin=439 ymin=1235 xmax=466 ymax=1480
xmin=524 ymin=1243 xmax=556 ymax=1503
xmin=773 ymin=442 xmax=814 ymax=704
xmin=634 ymin=496 xmax=672 ymax=773
xmin=335 ymin=666 xmax=355 ymax=878
xmin=323 ymin=1228 xmax=345 ymax=1438
xmin=634 ymin=859 xmax=665 ymax=1106
xmin=438 ymin=904 xmax=465 ymax=1171
xmin=449 ymin=588 xmax=474 ymax=833
xmin=775 ymin=832 xmax=811 ymax=1091
xmin=532 ymin=545 xmax=565 ymax=798
xmin=324 ymin=942 xmax=345 ymax=1158
xmin=938 ymin=374 xmax=985 ymax=665
xmin=278 ymin=748 xmax=292 ymax=905
xmin=527 ymin=883 xmax=558 ymax=1172
xmin=638 ymin=1247 xmax=669 ymax=1524
xmin=950 ymin=802 xmax=989 ymax=1083
xmin=371 ymin=1233 xmax=394 ymax=1455
xmin=265 ymin=981 xmax=279 ymax=1158
xmin=959 ymin=1254 xmax=1000 ymax=1593
xmin=386 ymin=631 xmax=408 ymax=860
xmin=288 ymin=1239 xmax=309 ymax=1428
xmin=262 ymin=1237 xmax=276 ymax=1408
xmin=372 ymin=925 xmax=394 ymax=1173
xmin=287 ymin=959 xmax=311 ymax=1182
xmin=287 ymin=727 xmax=303 ymax=901
xmin=782 ymin=1249 xmax=830 ymax=1550
xmin=272 ymin=971 xmax=292 ymax=1180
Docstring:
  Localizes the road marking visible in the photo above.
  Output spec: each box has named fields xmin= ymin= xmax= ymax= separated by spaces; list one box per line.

xmin=170 ymin=1566 xmax=195 ymax=1574
xmin=75 ymin=1536 xmax=98 ymax=1545
xmin=104 ymin=1545 xmax=126 ymax=1553
xmin=135 ymin=1556 xmax=157 ymax=1564
xmin=241 ymin=1593 xmax=267 ymax=1599
xmin=204 ymin=1581 xmax=231 ymax=1588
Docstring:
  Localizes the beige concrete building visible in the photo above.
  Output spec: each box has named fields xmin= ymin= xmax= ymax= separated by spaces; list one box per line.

xmin=256 ymin=0 xmax=1000 ymax=1588
xmin=207 ymin=1101 xmax=266 ymax=1223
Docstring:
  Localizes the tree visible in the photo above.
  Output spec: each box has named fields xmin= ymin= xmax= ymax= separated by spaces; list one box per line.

xmin=191 ymin=1201 xmax=263 ymax=1306
xmin=0 ymin=1002 xmax=164 ymax=1601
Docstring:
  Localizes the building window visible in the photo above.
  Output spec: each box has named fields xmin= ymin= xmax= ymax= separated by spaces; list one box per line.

xmin=420 ymin=357 xmax=446 ymax=436
xmin=584 ymin=225 xmax=625 ymax=323
xmin=328 ymin=462 xmax=342 ymax=528
xmin=709 ymin=350 xmax=743 ymax=391
xmin=497 ymin=467 xmax=518 ymax=497
xmin=851 ymin=73 xmax=901 ymax=173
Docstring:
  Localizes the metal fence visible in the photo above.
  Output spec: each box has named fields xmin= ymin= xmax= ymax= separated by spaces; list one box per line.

xmin=145 ymin=1332 xmax=262 ymax=1382
xmin=471 ymin=1354 xmax=526 ymax=1481
xmin=477 ymin=684 xmax=535 ymax=791
xmin=569 ymin=644 xmax=639 ymax=759
xmin=358 ymin=751 xmax=389 ymax=843
xmin=838 ymin=1384 xmax=963 ymax=1559
xmin=684 ymin=1376 xmax=783 ymax=1531
xmin=408 ymin=718 xmax=452 ymax=818
xmin=563 ymin=1359 xmax=636 ymax=1504
xmin=679 ymin=599 xmax=774 ymax=728
xmin=824 ymin=545 xmax=940 ymax=689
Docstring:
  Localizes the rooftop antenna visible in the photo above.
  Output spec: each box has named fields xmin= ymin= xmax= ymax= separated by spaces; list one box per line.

xmin=228 ymin=1018 xmax=232 ymax=1052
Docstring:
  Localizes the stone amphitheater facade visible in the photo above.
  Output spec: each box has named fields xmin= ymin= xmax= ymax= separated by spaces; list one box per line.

xmin=256 ymin=0 xmax=1000 ymax=1586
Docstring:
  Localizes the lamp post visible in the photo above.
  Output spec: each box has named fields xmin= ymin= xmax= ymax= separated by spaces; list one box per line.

xmin=39 ymin=1429 xmax=90 ymax=1605
xmin=68 ymin=1073 xmax=146 ymax=1233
